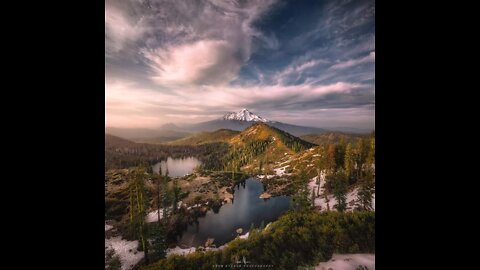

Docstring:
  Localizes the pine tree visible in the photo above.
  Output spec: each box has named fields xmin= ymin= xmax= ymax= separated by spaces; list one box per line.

xmin=105 ymin=248 xmax=122 ymax=270
xmin=157 ymin=166 xmax=162 ymax=223
xmin=344 ymin=143 xmax=354 ymax=180
xmin=327 ymin=144 xmax=336 ymax=173
xmin=316 ymin=168 xmax=321 ymax=196
xmin=336 ymin=137 xmax=347 ymax=168
xmin=355 ymin=138 xmax=366 ymax=179
xmin=332 ymin=169 xmax=348 ymax=212
xmin=366 ymin=137 xmax=375 ymax=170
xmin=311 ymin=188 xmax=316 ymax=206
xmin=149 ymin=222 xmax=167 ymax=261
xmin=162 ymin=172 xmax=169 ymax=221
xmin=128 ymin=166 xmax=150 ymax=263
xmin=291 ymin=171 xmax=311 ymax=210
xmin=356 ymin=169 xmax=375 ymax=211
xmin=172 ymin=179 xmax=181 ymax=214
xmin=324 ymin=189 xmax=330 ymax=211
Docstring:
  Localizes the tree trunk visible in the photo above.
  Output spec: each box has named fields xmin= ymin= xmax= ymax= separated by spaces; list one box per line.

xmin=157 ymin=177 xmax=161 ymax=224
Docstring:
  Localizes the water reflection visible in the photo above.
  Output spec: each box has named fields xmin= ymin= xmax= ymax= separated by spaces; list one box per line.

xmin=178 ymin=178 xmax=290 ymax=247
xmin=152 ymin=157 xmax=201 ymax=178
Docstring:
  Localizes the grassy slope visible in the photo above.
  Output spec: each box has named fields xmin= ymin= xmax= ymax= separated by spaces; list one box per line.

xmin=226 ymin=123 xmax=316 ymax=173
xmin=167 ymin=129 xmax=240 ymax=145
xmin=300 ymin=132 xmax=369 ymax=145
xmin=105 ymin=133 xmax=137 ymax=147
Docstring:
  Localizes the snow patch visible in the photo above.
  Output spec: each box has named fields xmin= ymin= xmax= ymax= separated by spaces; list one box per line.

xmin=105 ymin=236 xmax=144 ymax=270
xmin=105 ymin=224 xmax=113 ymax=232
xmin=146 ymin=209 xmax=164 ymax=223
xmin=308 ymin=174 xmax=375 ymax=212
xmin=167 ymin=246 xmax=196 ymax=256
xmin=314 ymin=253 xmax=375 ymax=270
xmin=257 ymin=174 xmax=275 ymax=179
xmin=273 ymin=165 xmax=290 ymax=176
xmin=239 ymin=232 xmax=250 ymax=239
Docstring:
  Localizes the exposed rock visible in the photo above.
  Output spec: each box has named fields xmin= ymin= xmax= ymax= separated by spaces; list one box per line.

xmin=223 ymin=192 xmax=234 ymax=203
xmin=236 ymin=228 xmax=243 ymax=235
xmin=259 ymin=192 xmax=272 ymax=199
xmin=205 ymin=238 xmax=215 ymax=247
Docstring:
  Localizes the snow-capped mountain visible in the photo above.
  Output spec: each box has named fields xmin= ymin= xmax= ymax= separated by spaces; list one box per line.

xmin=222 ymin=109 xmax=269 ymax=122
xmin=176 ymin=108 xmax=326 ymax=136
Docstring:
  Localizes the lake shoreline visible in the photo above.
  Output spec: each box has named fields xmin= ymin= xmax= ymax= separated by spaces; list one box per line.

xmin=174 ymin=178 xmax=291 ymax=248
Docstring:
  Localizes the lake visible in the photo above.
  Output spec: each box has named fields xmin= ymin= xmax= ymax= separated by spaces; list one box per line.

xmin=177 ymin=178 xmax=291 ymax=247
xmin=152 ymin=157 xmax=201 ymax=178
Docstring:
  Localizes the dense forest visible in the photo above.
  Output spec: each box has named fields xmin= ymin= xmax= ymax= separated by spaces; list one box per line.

xmin=105 ymin=125 xmax=375 ymax=270
xmin=167 ymin=129 xmax=240 ymax=145
xmin=105 ymin=134 xmax=229 ymax=171
xmin=300 ymin=131 xmax=372 ymax=145
xmin=140 ymin=211 xmax=375 ymax=270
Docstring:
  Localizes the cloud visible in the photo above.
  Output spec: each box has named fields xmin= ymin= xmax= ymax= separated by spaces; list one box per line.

xmin=330 ymin=51 xmax=375 ymax=70
xmin=127 ymin=0 xmax=278 ymax=86
xmin=105 ymin=0 xmax=375 ymax=130
xmin=272 ymin=59 xmax=329 ymax=85
xmin=105 ymin=6 xmax=144 ymax=54
xmin=142 ymin=40 xmax=244 ymax=86
xmin=106 ymin=78 xmax=372 ymax=128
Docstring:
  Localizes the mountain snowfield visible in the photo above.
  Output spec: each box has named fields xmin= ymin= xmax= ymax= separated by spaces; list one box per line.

xmin=222 ymin=108 xmax=269 ymax=122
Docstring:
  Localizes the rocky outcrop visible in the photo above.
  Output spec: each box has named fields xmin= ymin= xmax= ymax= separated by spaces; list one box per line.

xmin=259 ymin=192 xmax=272 ymax=199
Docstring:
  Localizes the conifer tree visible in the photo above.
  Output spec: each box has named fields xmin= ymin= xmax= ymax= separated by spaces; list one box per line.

xmin=162 ymin=167 xmax=170 ymax=220
xmin=311 ymin=188 xmax=316 ymax=206
xmin=105 ymin=248 xmax=122 ymax=270
xmin=327 ymin=144 xmax=336 ymax=173
xmin=157 ymin=166 xmax=162 ymax=223
xmin=291 ymin=170 xmax=311 ymax=210
xmin=316 ymin=168 xmax=321 ymax=196
xmin=128 ymin=166 xmax=150 ymax=264
xmin=344 ymin=143 xmax=354 ymax=180
xmin=150 ymin=222 xmax=167 ymax=261
xmin=356 ymin=169 xmax=375 ymax=211
xmin=172 ymin=179 xmax=181 ymax=214
xmin=366 ymin=137 xmax=375 ymax=170
xmin=332 ymin=169 xmax=348 ymax=212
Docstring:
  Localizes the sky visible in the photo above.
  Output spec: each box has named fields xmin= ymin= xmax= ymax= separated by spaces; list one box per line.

xmin=105 ymin=0 xmax=375 ymax=130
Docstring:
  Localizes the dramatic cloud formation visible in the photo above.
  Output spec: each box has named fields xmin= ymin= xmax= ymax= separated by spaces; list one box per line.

xmin=105 ymin=0 xmax=375 ymax=130
xmin=143 ymin=40 xmax=243 ymax=85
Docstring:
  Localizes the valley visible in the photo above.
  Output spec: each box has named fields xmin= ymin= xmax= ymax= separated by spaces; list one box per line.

xmin=105 ymin=113 xmax=375 ymax=270
xmin=105 ymin=0 xmax=376 ymax=267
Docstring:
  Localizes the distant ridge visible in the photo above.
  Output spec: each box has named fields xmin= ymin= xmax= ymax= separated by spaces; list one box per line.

xmin=181 ymin=109 xmax=326 ymax=136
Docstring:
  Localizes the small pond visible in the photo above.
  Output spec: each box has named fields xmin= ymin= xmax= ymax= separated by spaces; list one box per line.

xmin=152 ymin=157 xmax=201 ymax=178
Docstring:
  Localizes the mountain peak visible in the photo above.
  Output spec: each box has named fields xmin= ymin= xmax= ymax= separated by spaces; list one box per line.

xmin=160 ymin=122 xmax=179 ymax=129
xmin=222 ymin=109 xmax=269 ymax=122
